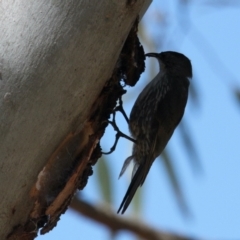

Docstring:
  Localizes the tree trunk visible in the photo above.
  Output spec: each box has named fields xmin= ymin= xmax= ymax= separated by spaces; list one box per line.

xmin=0 ymin=0 xmax=151 ymax=239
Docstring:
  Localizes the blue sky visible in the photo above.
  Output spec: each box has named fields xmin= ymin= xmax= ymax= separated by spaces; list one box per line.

xmin=39 ymin=1 xmax=240 ymax=239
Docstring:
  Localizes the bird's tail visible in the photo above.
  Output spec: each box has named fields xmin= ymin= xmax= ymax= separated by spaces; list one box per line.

xmin=117 ymin=161 xmax=147 ymax=214
xmin=118 ymin=155 xmax=133 ymax=179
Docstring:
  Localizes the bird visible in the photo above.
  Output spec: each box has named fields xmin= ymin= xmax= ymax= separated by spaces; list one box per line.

xmin=117 ymin=51 xmax=192 ymax=214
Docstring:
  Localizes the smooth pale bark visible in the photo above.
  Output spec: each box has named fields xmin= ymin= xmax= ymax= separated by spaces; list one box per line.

xmin=0 ymin=0 xmax=151 ymax=238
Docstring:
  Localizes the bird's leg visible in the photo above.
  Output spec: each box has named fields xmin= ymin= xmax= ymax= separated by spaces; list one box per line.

xmin=114 ymin=96 xmax=129 ymax=124
xmin=102 ymin=108 xmax=136 ymax=155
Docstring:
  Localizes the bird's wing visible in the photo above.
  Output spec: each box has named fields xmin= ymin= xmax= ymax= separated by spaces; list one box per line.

xmin=130 ymin=74 xmax=170 ymax=129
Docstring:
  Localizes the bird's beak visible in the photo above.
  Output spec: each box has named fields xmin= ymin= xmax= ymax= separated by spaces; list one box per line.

xmin=145 ymin=53 xmax=159 ymax=58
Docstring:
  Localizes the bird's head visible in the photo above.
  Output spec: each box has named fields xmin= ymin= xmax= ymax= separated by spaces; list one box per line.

xmin=145 ymin=51 xmax=192 ymax=78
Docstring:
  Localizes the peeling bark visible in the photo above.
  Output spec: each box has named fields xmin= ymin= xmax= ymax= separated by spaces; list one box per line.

xmin=0 ymin=1 xmax=150 ymax=239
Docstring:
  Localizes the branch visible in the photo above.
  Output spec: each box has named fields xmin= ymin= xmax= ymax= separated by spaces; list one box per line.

xmin=0 ymin=1 xmax=151 ymax=239
xmin=70 ymin=198 xmax=197 ymax=240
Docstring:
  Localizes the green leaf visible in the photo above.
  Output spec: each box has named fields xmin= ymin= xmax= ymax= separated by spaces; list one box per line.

xmin=96 ymin=157 xmax=112 ymax=204
xmin=160 ymin=150 xmax=190 ymax=216
xmin=178 ymin=120 xmax=202 ymax=173
xmin=132 ymin=184 xmax=142 ymax=214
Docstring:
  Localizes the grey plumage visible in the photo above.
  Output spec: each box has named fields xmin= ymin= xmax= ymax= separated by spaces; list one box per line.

xmin=118 ymin=51 xmax=192 ymax=214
